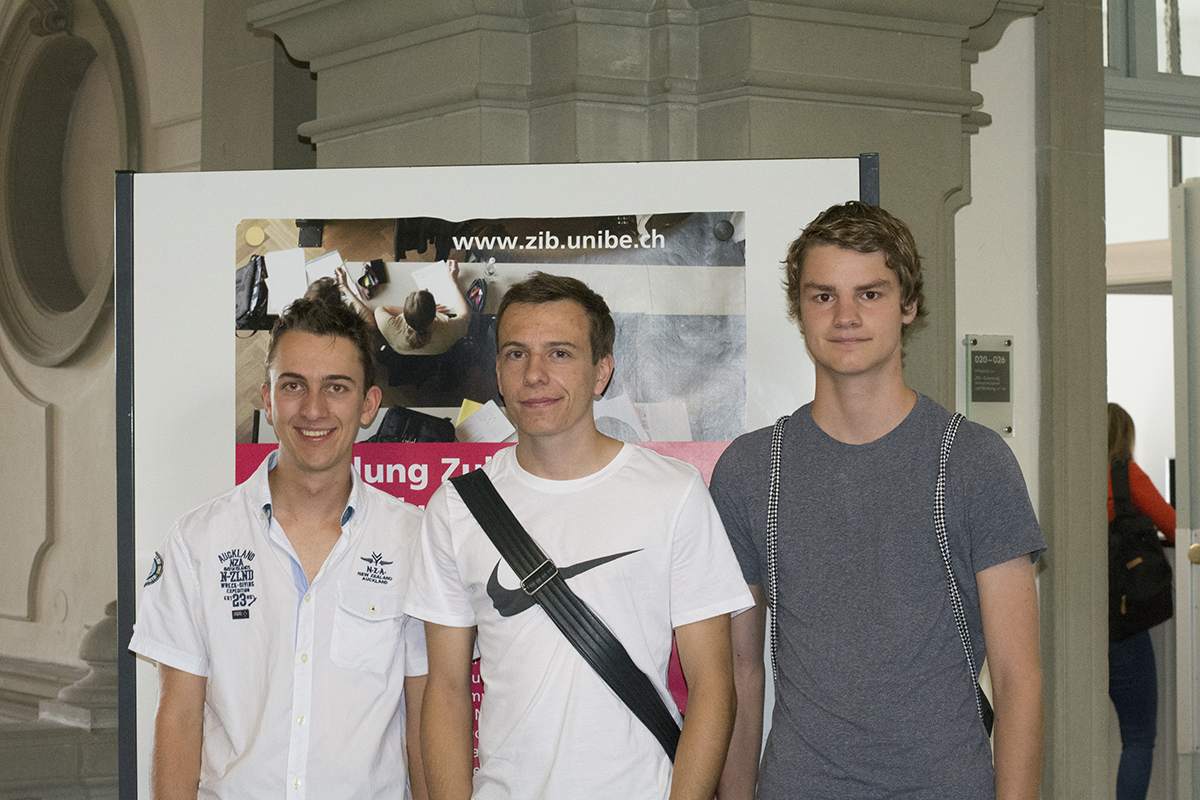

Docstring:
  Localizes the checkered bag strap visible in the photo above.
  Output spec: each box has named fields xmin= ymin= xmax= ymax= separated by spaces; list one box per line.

xmin=766 ymin=414 xmax=789 ymax=687
xmin=935 ymin=412 xmax=995 ymax=735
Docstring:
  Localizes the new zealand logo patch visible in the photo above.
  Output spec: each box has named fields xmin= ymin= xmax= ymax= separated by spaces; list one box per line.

xmin=357 ymin=552 xmax=394 ymax=585
xmin=218 ymin=548 xmax=257 ymax=620
xmin=144 ymin=552 xmax=164 ymax=587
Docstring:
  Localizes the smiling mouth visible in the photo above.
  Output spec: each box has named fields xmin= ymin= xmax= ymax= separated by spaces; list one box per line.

xmin=299 ymin=428 xmax=333 ymax=438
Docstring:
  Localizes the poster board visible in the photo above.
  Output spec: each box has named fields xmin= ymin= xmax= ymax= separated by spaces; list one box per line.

xmin=117 ymin=158 xmax=865 ymax=796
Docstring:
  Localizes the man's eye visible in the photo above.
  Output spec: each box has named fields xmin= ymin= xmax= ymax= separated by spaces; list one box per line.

xmin=328 ymin=384 xmax=348 ymax=393
xmin=863 ymin=291 xmax=879 ymax=300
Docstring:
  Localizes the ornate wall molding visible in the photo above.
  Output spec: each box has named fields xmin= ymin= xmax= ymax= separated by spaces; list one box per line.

xmin=0 ymin=355 xmax=52 ymax=622
xmin=0 ymin=0 xmax=141 ymax=366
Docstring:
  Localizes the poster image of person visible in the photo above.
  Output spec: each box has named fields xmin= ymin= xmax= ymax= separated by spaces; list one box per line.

xmin=234 ymin=213 xmax=747 ymax=472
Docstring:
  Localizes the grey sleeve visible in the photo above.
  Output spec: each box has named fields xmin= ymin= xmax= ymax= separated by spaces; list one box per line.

xmin=951 ymin=421 xmax=1047 ymax=573
xmin=710 ymin=430 xmax=772 ymax=587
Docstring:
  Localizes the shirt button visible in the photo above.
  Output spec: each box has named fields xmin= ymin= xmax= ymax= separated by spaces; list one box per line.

xmin=293 ymin=778 xmax=301 ymax=788
xmin=304 ymin=593 xmax=312 ymax=603
xmin=369 ymin=604 xmax=378 ymax=614
xmin=297 ymin=715 xmax=305 ymax=725
xmin=300 ymin=653 xmax=309 ymax=663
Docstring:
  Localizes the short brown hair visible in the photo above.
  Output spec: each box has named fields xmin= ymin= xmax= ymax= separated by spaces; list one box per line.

xmin=266 ymin=278 xmax=376 ymax=392
xmin=784 ymin=201 xmax=927 ymax=336
xmin=403 ymin=289 xmax=436 ymax=349
xmin=496 ymin=272 xmax=615 ymax=363
xmin=1108 ymin=402 xmax=1135 ymax=462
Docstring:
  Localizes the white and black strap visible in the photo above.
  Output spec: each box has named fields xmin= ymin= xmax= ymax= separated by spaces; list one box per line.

xmin=935 ymin=413 xmax=994 ymax=734
xmin=766 ymin=414 xmax=789 ymax=686
xmin=765 ymin=411 xmax=993 ymax=735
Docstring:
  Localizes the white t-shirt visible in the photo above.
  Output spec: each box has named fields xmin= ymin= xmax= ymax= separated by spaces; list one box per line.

xmin=130 ymin=452 xmax=427 ymax=800
xmin=405 ymin=443 xmax=752 ymax=800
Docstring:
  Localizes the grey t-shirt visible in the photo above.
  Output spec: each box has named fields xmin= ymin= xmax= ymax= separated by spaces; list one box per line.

xmin=710 ymin=395 xmax=1045 ymax=799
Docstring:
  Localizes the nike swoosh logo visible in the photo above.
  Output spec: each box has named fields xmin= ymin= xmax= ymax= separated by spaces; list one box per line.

xmin=487 ymin=550 xmax=641 ymax=617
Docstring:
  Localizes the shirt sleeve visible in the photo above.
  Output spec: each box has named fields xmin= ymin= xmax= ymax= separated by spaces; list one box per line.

xmin=668 ymin=472 xmax=754 ymax=628
xmin=1128 ymin=460 xmax=1177 ymax=543
xmin=128 ymin=524 xmax=211 ymax=677
xmin=709 ymin=432 xmax=768 ymax=588
xmin=402 ymin=485 xmax=478 ymax=628
xmin=954 ymin=422 xmax=1046 ymax=573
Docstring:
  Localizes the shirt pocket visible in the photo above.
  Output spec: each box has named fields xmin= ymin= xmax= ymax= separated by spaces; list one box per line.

xmin=330 ymin=583 xmax=407 ymax=673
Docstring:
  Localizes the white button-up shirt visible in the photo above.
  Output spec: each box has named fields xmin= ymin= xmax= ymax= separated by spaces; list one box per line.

xmin=132 ymin=452 xmax=426 ymax=799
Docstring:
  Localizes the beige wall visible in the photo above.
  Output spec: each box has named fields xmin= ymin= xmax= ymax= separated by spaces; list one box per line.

xmin=0 ymin=0 xmax=202 ymax=671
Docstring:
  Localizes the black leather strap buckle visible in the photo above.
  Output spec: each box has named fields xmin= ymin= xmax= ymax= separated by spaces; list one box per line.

xmin=521 ymin=559 xmax=558 ymax=595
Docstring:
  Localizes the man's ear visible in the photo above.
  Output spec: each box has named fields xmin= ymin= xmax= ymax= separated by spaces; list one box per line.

xmin=360 ymin=385 xmax=383 ymax=427
xmin=260 ymin=383 xmax=273 ymax=425
xmin=901 ymin=301 xmax=918 ymax=325
xmin=594 ymin=354 xmax=615 ymax=397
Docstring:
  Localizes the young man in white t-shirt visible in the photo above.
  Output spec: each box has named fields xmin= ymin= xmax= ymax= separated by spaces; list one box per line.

xmin=405 ymin=272 xmax=752 ymax=800
xmin=131 ymin=283 xmax=428 ymax=799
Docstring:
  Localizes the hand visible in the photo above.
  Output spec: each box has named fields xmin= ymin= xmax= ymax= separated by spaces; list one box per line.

xmin=447 ymin=259 xmax=460 ymax=281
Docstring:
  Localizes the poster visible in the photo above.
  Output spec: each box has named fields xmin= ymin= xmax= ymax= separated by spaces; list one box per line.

xmin=124 ymin=159 xmax=863 ymax=797
xmin=233 ymin=210 xmax=748 ymax=504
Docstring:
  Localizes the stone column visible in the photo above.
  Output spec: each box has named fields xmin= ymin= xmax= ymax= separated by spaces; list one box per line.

xmin=249 ymin=0 xmax=1039 ymax=404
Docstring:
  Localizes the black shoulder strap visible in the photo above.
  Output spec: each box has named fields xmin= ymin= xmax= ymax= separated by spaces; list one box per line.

xmin=1112 ymin=459 xmax=1135 ymax=509
xmin=449 ymin=468 xmax=681 ymax=761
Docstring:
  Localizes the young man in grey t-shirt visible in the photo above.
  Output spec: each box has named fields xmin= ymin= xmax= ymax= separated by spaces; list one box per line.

xmin=711 ymin=202 xmax=1045 ymax=799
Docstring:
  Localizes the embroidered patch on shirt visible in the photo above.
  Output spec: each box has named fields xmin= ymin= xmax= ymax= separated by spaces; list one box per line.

xmin=357 ymin=552 xmax=394 ymax=585
xmin=218 ymin=548 xmax=257 ymax=618
xmin=144 ymin=552 xmax=164 ymax=587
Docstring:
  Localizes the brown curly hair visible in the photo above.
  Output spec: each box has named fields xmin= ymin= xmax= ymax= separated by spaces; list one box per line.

xmin=784 ymin=201 xmax=927 ymax=337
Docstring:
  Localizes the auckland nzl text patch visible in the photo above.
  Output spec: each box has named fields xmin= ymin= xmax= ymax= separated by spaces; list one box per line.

xmin=218 ymin=548 xmax=257 ymax=620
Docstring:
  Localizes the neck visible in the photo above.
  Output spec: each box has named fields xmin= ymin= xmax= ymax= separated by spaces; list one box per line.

xmin=513 ymin=427 xmax=623 ymax=480
xmin=810 ymin=368 xmax=916 ymax=445
xmin=267 ymin=458 xmax=354 ymax=523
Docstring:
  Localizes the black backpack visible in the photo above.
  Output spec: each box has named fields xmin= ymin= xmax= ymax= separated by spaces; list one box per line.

xmin=1108 ymin=459 xmax=1173 ymax=642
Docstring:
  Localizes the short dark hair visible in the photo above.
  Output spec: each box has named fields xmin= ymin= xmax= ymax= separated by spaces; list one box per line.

xmin=496 ymin=272 xmax=615 ymax=363
xmin=784 ymin=201 xmax=927 ymax=337
xmin=266 ymin=277 xmax=377 ymax=392
xmin=402 ymin=289 xmax=436 ymax=349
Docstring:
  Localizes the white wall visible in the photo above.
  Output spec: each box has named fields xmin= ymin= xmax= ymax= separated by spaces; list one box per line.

xmin=955 ymin=16 xmax=1040 ymax=503
xmin=1107 ymin=294 xmax=1175 ymax=493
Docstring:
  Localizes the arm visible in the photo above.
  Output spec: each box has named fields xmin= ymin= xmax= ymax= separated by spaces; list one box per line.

xmin=439 ymin=259 xmax=470 ymax=319
xmin=1129 ymin=461 xmax=1176 ymax=544
xmin=670 ymin=614 xmax=737 ymax=800
xmin=334 ymin=266 xmax=380 ymax=329
xmin=421 ymin=623 xmax=477 ymax=800
xmin=978 ymin=556 xmax=1043 ymax=800
xmin=405 ymin=674 xmax=429 ymax=800
xmin=151 ymin=664 xmax=207 ymax=800
xmin=717 ymin=584 xmax=766 ymax=800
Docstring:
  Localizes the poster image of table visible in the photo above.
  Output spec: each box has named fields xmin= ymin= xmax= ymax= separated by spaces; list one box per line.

xmin=234 ymin=212 xmax=747 ymax=464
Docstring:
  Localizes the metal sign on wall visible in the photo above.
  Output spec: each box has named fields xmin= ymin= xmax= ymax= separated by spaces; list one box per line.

xmin=964 ymin=334 xmax=1014 ymax=438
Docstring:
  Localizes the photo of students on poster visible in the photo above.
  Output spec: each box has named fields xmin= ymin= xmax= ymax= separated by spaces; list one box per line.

xmin=233 ymin=213 xmax=747 ymax=505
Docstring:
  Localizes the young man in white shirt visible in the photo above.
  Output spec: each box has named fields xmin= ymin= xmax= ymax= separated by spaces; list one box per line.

xmin=131 ymin=282 xmax=428 ymax=799
xmin=711 ymin=202 xmax=1045 ymax=799
xmin=405 ymin=272 xmax=752 ymax=800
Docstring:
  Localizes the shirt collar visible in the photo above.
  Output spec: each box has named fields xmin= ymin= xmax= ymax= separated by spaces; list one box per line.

xmin=255 ymin=449 xmax=361 ymax=529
